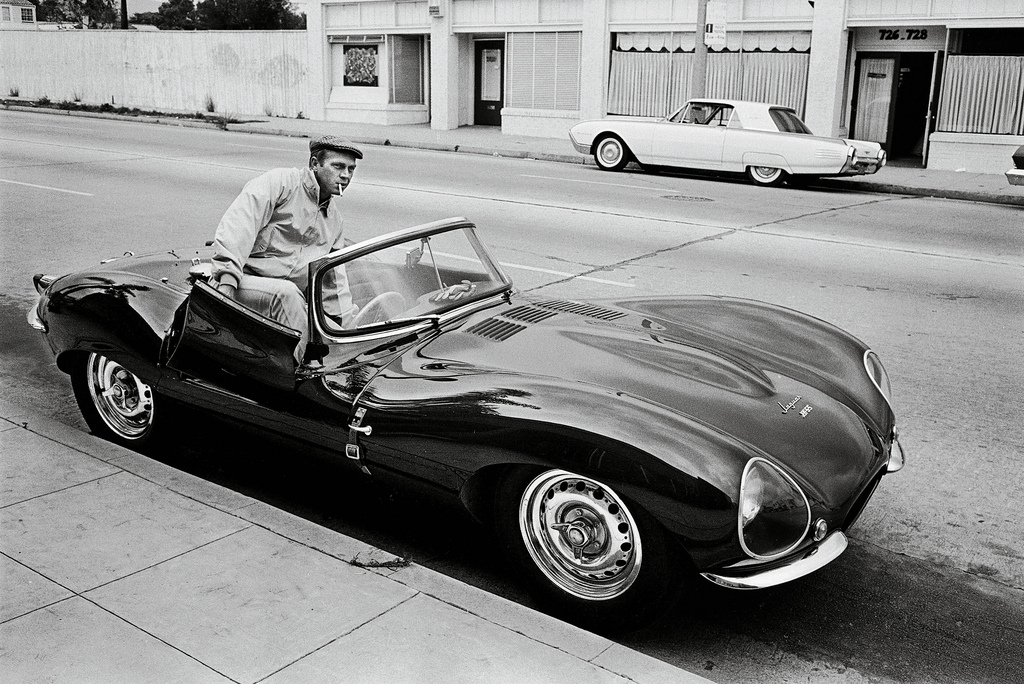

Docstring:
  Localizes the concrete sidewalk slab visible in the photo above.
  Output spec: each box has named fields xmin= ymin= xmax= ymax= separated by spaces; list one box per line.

xmin=1 ymin=596 xmax=235 ymax=684
xmin=0 ymin=399 xmax=714 ymax=684
xmin=86 ymin=526 xmax=417 ymax=684
xmin=1 ymin=472 xmax=249 ymax=592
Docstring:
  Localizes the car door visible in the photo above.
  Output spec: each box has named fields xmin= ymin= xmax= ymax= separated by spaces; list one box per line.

xmin=654 ymin=102 xmax=731 ymax=169
xmin=303 ymin=218 xmax=514 ymax=486
xmin=163 ymin=278 xmax=299 ymax=397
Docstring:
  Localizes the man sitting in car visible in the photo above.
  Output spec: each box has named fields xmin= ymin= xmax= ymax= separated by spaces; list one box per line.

xmin=211 ymin=134 xmax=362 ymax=365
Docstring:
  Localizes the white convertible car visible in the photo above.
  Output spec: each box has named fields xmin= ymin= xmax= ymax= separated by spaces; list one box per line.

xmin=569 ymin=99 xmax=886 ymax=186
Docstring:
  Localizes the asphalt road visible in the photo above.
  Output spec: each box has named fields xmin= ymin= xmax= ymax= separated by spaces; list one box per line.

xmin=2 ymin=110 xmax=1022 ymax=683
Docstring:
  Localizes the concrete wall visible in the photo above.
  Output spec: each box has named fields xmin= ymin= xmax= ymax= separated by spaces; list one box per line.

xmin=928 ymin=133 xmax=1024 ymax=173
xmin=0 ymin=30 xmax=312 ymax=119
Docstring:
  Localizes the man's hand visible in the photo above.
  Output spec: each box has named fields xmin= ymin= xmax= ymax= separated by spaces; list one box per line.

xmin=216 ymin=281 xmax=237 ymax=299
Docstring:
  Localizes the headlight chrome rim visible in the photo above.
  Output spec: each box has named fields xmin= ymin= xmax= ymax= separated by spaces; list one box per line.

xmin=863 ymin=349 xmax=894 ymax=414
xmin=738 ymin=457 xmax=812 ymax=561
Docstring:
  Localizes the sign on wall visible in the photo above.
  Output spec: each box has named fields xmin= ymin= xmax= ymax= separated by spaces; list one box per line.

xmin=704 ymin=0 xmax=727 ymax=48
xmin=854 ymin=26 xmax=947 ymax=52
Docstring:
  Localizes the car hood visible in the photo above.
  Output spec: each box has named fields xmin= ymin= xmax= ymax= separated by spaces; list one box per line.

xmin=419 ymin=295 xmax=889 ymax=494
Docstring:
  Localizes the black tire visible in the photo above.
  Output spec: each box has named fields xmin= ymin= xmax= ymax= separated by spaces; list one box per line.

xmin=746 ymin=165 xmax=787 ymax=187
xmin=71 ymin=352 xmax=160 ymax=447
xmin=593 ymin=135 xmax=631 ymax=172
xmin=495 ymin=468 xmax=680 ymax=631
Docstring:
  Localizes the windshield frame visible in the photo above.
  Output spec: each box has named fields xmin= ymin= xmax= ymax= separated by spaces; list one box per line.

xmin=308 ymin=217 xmax=512 ymax=345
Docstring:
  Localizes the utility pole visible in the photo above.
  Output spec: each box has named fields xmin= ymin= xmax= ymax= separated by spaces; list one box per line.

xmin=692 ymin=0 xmax=708 ymax=99
xmin=121 ymin=0 xmax=128 ymax=29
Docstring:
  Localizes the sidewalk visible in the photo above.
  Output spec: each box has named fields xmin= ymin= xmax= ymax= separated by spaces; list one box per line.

xmin=4 ymin=102 xmax=1022 ymax=207
xmin=0 ymin=399 xmax=713 ymax=684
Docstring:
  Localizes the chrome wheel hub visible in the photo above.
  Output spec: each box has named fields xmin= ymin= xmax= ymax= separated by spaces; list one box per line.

xmin=86 ymin=353 xmax=154 ymax=440
xmin=519 ymin=470 xmax=642 ymax=601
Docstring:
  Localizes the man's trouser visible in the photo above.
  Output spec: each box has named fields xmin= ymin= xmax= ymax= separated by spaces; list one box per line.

xmin=234 ymin=274 xmax=308 ymax=364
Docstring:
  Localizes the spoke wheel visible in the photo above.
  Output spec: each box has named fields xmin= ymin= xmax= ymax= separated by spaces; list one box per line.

xmin=746 ymin=165 xmax=786 ymax=187
xmin=520 ymin=470 xmax=642 ymax=600
xmin=72 ymin=353 xmax=157 ymax=445
xmin=496 ymin=468 xmax=681 ymax=630
xmin=594 ymin=136 xmax=630 ymax=172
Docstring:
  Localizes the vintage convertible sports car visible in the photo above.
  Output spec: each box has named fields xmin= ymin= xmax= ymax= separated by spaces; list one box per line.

xmin=28 ymin=217 xmax=904 ymax=628
xmin=569 ymin=99 xmax=887 ymax=186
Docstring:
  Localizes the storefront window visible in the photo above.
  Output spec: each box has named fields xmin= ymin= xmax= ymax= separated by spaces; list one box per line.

xmin=344 ymin=46 xmax=379 ymax=87
xmin=390 ymin=35 xmax=424 ymax=104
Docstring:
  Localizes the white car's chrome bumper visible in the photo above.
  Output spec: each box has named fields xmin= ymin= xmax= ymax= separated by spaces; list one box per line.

xmin=1006 ymin=168 xmax=1024 ymax=186
xmin=567 ymin=130 xmax=591 ymax=155
xmin=841 ymin=149 xmax=886 ymax=176
xmin=700 ymin=531 xmax=848 ymax=590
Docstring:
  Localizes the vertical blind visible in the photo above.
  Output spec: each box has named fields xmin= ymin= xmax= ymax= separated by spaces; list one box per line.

xmin=607 ymin=50 xmax=810 ymax=118
xmin=506 ymin=32 xmax=582 ymax=110
xmin=937 ymin=55 xmax=1024 ymax=135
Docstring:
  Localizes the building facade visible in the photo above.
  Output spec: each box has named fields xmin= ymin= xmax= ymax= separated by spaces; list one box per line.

xmin=309 ymin=0 xmax=1022 ymax=170
xmin=1 ymin=0 xmax=37 ymax=31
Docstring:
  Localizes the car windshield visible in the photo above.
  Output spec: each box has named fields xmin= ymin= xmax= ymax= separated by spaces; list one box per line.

xmin=769 ymin=108 xmax=812 ymax=134
xmin=316 ymin=225 xmax=509 ymax=335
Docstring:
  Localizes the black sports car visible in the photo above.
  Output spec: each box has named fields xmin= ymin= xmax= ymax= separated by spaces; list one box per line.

xmin=27 ymin=217 xmax=905 ymax=628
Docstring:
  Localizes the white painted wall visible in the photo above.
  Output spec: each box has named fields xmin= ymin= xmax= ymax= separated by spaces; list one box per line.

xmin=0 ymin=31 xmax=312 ymax=118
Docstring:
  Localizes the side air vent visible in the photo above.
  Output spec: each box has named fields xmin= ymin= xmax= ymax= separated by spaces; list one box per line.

xmin=502 ymin=305 xmax=558 ymax=324
xmin=534 ymin=299 xmax=627 ymax=321
xmin=466 ymin=318 xmax=527 ymax=342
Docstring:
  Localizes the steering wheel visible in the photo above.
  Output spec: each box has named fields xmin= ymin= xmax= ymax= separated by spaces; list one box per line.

xmin=351 ymin=291 xmax=407 ymax=328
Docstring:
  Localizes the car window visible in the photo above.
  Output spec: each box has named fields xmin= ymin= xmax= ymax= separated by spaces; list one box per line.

xmin=317 ymin=227 xmax=508 ymax=335
xmin=769 ymin=108 xmax=812 ymax=134
xmin=672 ymin=103 xmax=733 ymax=126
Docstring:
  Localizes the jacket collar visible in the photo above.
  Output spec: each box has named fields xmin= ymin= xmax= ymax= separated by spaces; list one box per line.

xmin=301 ymin=167 xmax=331 ymax=212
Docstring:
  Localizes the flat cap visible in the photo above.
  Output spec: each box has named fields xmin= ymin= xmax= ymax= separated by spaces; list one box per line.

xmin=309 ymin=134 xmax=363 ymax=159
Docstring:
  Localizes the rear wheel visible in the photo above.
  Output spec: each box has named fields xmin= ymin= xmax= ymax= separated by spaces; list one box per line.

xmin=495 ymin=468 xmax=680 ymax=631
xmin=593 ymin=136 xmax=631 ymax=172
xmin=746 ymin=165 xmax=787 ymax=187
xmin=71 ymin=352 xmax=159 ymax=447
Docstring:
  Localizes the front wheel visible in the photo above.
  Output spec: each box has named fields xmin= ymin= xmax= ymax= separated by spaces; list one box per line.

xmin=496 ymin=468 xmax=680 ymax=631
xmin=71 ymin=352 xmax=159 ymax=447
xmin=746 ymin=165 xmax=787 ymax=187
xmin=593 ymin=136 xmax=631 ymax=172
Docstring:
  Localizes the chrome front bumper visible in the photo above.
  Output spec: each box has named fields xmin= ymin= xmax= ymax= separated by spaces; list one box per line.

xmin=568 ymin=132 xmax=591 ymax=155
xmin=1006 ymin=168 xmax=1024 ymax=186
xmin=700 ymin=531 xmax=849 ymax=590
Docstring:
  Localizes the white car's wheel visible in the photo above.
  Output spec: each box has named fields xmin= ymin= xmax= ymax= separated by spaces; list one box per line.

xmin=746 ymin=165 xmax=787 ymax=187
xmin=594 ymin=136 xmax=631 ymax=172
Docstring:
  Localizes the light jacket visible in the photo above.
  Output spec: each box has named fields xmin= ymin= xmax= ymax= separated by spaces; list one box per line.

xmin=211 ymin=166 xmax=355 ymax=317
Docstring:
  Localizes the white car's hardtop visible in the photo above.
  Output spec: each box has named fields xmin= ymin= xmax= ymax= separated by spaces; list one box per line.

xmin=671 ymin=99 xmax=805 ymax=134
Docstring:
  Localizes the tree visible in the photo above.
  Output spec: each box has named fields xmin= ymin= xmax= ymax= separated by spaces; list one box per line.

xmin=194 ymin=0 xmax=303 ymax=30
xmin=35 ymin=0 xmax=118 ymax=26
xmin=130 ymin=0 xmax=197 ymax=29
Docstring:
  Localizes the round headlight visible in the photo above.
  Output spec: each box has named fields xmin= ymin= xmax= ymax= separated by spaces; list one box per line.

xmin=738 ymin=458 xmax=811 ymax=560
xmin=863 ymin=350 xmax=893 ymax=411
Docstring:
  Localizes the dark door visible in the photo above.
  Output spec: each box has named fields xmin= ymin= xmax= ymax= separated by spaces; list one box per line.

xmin=852 ymin=52 xmax=937 ymax=164
xmin=890 ymin=52 xmax=936 ymax=162
xmin=474 ymin=40 xmax=504 ymax=126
